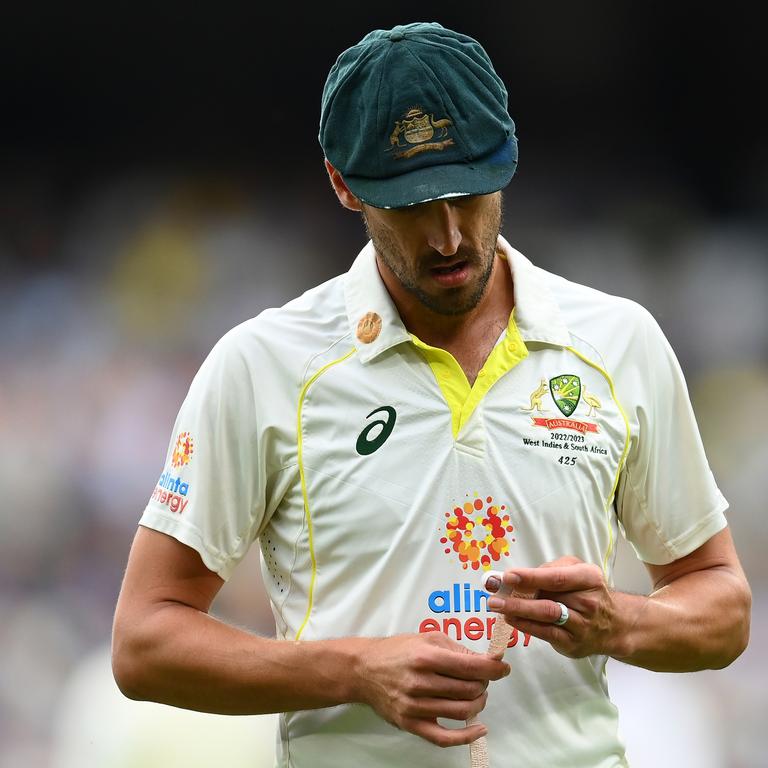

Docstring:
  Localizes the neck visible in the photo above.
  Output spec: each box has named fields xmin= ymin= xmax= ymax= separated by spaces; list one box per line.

xmin=377 ymin=248 xmax=514 ymax=347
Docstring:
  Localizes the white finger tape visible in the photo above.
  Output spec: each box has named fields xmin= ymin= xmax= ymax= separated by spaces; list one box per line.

xmin=468 ymin=570 xmax=514 ymax=768
xmin=554 ymin=601 xmax=570 ymax=626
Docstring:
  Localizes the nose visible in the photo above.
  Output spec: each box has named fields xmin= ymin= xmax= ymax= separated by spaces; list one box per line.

xmin=423 ymin=201 xmax=462 ymax=256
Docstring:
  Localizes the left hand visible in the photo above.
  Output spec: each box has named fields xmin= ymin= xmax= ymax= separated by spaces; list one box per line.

xmin=485 ymin=557 xmax=623 ymax=658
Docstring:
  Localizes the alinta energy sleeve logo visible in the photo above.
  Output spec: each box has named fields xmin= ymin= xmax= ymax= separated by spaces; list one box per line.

xmin=172 ymin=431 xmax=194 ymax=467
xmin=150 ymin=431 xmax=195 ymax=514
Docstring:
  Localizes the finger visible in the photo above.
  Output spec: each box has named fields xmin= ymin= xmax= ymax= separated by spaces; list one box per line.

xmin=411 ymin=673 xmax=488 ymax=701
xmin=404 ymin=691 xmax=489 ymax=721
xmin=502 ymin=563 xmax=603 ymax=593
xmin=484 ymin=570 xmax=536 ymax=599
xmin=428 ymin=648 xmax=511 ymax=682
xmin=487 ymin=594 xmax=573 ymax=625
xmin=541 ymin=556 xmax=583 ymax=568
xmin=405 ymin=717 xmax=488 ymax=748
xmin=536 ymin=589 xmax=596 ymax=608
xmin=484 ymin=573 xmax=503 ymax=593
xmin=506 ymin=618 xmax=579 ymax=655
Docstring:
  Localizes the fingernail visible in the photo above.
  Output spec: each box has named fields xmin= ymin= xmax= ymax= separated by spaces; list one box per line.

xmin=488 ymin=597 xmax=504 ymax=611
xmin=503 ymin=665 xmax=511 ymax=677
xmin=482 ymin=570 xmax=504 ymax=592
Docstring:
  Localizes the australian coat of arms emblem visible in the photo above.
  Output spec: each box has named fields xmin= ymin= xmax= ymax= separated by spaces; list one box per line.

xmin=388 ymin=106 xmax=454 ymax=160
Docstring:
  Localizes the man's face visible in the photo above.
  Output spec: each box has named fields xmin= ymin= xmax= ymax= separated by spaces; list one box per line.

xmin=361 ymin=192 xmax=503 ymax=316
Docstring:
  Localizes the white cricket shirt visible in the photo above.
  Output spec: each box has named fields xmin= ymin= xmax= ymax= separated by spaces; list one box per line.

xmin=140 ymin=236 xmax=728 ymax=768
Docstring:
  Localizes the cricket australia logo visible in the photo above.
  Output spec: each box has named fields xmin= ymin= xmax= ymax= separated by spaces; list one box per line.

xmin=522 ymin=375 xmax=600 ymax=434
xmin=550 ymin=374 xmax=581 ymax=417
xmin=387 ymin=106 xmax=454 ymax=160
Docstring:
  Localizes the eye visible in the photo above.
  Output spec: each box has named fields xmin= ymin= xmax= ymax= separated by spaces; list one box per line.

xmin=389 ymin=203 xmax=424 ymax=218
xmin=452 ymin=194 xmax=480 ymax=206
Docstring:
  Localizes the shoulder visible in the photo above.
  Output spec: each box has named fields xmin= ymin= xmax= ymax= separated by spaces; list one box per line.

xmin=531 ymin=265 xmax=687 ymax=419
xmin=208 ymin=271 xmax=353 ymax=388
xmin=537 ymin=265 xmax=665 ymax=366
xmin=545 ymin=266 xmax=654 ymax=332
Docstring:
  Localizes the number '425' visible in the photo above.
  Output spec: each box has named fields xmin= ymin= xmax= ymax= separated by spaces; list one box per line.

xmin=558 ymin=455 xmax=577 ymax=465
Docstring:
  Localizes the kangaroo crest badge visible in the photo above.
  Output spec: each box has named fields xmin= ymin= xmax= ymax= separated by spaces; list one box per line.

xmin=388 ymin=106 xmax=454 ymax=160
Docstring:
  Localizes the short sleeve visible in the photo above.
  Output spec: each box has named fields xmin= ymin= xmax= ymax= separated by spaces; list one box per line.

xmin=615 ymin=309 xmax=728 ymax=565
xmin=139 ymin=329 xmax=265 ymax=580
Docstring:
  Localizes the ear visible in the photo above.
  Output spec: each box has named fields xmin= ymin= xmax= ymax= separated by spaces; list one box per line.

xmin=324 ymin=159 xmax=363 ymax=212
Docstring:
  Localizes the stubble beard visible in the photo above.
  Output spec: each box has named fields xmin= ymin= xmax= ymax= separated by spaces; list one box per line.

xmin=362 ymin=195 xmax=503 ymax=317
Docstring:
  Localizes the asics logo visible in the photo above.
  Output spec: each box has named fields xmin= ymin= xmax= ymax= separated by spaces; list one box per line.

xmin=356 ymin=406 xmax=397 ymax=455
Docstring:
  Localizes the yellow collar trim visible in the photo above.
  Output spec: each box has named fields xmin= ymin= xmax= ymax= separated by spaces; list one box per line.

xmin=411 ymin=311 xmax=529 ymax=439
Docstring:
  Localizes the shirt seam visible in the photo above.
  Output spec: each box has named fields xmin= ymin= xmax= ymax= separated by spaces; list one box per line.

xmin=621 ymin=461 xmax=679 ymax=561
xmin=663 ymin=502 xmax=728 ymax=560
xmin=568 ymin=330 xmax=627 ymax=529
xmin=140 ymin=505 xmax=234 ymax=578
xmin=573 ymin=320 xmax=688 ymax=563
xmin=259 ymin=463 xmax=302 ymax=630
xmin=266 ymin=333 xmax=357 ymax=624
xmin=300 ymin=331 xmax=355 ymax=386
xmin=568 ymin=331 xmax=609 ymax=371
xmin=292 ymin=346 xmax=357 ymax=641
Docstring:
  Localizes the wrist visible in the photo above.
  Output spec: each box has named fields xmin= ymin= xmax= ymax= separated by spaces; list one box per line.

xmin=605 ymin=591 xmax=646 ymax=660
xmin=328 ymin=636 xmax=373 ymax=705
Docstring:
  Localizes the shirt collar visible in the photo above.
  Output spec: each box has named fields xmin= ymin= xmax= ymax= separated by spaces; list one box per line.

xmin=498 ymin=236 xmax=571 ymax=346
xmin=343 ymin=241 xmax=412 ymax=363
xmin=343 ymin=235 xmax=570 ymax=364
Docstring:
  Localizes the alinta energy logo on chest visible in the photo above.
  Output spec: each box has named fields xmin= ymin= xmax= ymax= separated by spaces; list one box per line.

xmin=417 ymin=493 xmax=531 ymax=649
xmin=439 ymin=495 xmax=516 ymax=571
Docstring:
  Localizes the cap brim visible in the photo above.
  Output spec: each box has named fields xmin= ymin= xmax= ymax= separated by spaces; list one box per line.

xmin=343 ymin=137 xmax=517 ymax=209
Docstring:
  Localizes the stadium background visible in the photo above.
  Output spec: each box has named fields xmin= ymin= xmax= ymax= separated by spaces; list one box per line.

xmin=1 ymin=4 xmax=765 ymax=766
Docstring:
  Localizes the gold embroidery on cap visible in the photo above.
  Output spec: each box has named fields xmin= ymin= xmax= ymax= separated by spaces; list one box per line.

xmin=387 ymin=107 xmax=454 ymax=159
xmin=356 ymin=312 xmax=382 ymax=343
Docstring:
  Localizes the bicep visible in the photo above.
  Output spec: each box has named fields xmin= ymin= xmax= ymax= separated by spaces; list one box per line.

xmin=116 ymin=525 xmax=225 ymax=620
xmin=644 ymin=527 xmax=746 ymax=590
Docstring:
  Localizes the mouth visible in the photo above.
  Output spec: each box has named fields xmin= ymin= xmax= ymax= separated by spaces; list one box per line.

xmin=430 ymin=260 xmax=468 ymax=275
xmin=428 ymin=260 xmax=471 ymax=287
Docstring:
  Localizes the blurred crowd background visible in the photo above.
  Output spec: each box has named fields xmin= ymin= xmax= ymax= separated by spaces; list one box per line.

xmin=1 ymin=4 xmax=766 ymax=767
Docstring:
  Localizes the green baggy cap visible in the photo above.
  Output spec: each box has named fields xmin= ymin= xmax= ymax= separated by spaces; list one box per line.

xmin=319 ymin=22 xmax=518 ymax=209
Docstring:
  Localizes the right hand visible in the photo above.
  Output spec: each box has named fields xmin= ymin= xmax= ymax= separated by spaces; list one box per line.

xmin=354 ymin=632 xmax=510 ymax=748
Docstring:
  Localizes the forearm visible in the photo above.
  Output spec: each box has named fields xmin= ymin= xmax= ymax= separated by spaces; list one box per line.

xmin=112 ymin=601 xmax=368 ymax=714
xmin=609 ymin=566 xmax=751 ymax=672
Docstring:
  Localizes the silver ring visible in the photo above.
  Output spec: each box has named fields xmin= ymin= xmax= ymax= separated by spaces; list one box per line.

xmin=554 ymin=601 xmax=570 ymax=626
